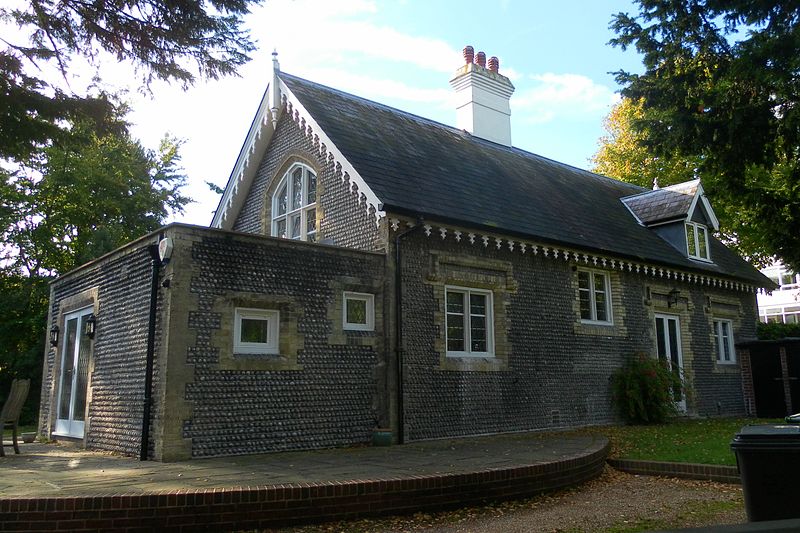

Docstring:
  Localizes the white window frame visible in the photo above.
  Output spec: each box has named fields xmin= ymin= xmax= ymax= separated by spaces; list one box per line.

xmin=271 ymin=163 xmax=317 ymax=242
xmin=686 ymin=221 xmax=711 ymax=261
xmin=444 ymin=286 xmax=494 ymax=358
xmin=713 ymin=319 xmax=736 ymax=364
xmin=343 ymin=292 xmax=375 ymax=331
xmin=234 ymin=308 xmax=280 ymax=355
xmin=577 ymin=269 xmax=613 ymax=325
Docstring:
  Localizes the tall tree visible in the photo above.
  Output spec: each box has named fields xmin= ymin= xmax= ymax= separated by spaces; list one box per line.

xmin=1 ymin=0 xmax=258 ymax=162
xmin=592 ymin=97 xmax=698 ymax=189
xmin=592 ymin=97 xmax=770 ymax=264
xmin=610 ymin=0 xmax=800 ymax=269
xmin=0 ymin=101 xmax=190 ymax=421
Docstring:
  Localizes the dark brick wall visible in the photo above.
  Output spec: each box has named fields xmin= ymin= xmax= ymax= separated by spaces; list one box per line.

xmin=41 ymin=242 xmax=158 ymax=456
xmin=181 ymin=230 xmax=386 ymax=457
xmin=232 ymin=110 xmax=383 ymax=252
xmin=689 ymin=287 xmax=757 ymax=417
xmin=397 ymin=230 xmax=754 ymax=440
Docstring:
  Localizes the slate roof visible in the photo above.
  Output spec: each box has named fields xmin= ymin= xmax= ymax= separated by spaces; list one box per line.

xmin=280 ymin=72 xmax=770 ymax=286
xmin=622 ymin=180 xmax=700 ymax=225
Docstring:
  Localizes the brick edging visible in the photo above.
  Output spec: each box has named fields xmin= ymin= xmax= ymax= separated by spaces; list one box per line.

xmin=0 ymin=439 xmax=609 ymax=533
xmin=607 ymin=458 xmax=740 ymax=484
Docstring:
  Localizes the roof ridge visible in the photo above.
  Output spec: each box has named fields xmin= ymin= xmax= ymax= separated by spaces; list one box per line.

xmin=280 ymin=71 xmax=460 ymax=134
xmin=280 ymin=71 xmax=644 ymax=194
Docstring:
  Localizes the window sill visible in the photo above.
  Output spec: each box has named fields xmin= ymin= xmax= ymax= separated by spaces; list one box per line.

xmin=580 ymin=319 xmax=614 ymax=327
xmin=574 ymin=320 xmax=625 ymax=337
xmin=223 ymin=353 xmax=303 ymax=371
xmin=439 ymin=356 xmax=506 ymax=372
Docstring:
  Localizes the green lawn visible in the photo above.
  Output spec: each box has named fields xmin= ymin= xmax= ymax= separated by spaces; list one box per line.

xmin=587 ymin=418 xmax=782 ymax=466
xmin=2 ymin=424 xmax=36 ymax=440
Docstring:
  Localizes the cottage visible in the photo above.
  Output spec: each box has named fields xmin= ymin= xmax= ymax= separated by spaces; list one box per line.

xmin=39 ymin=48 xmax=771 ymax=460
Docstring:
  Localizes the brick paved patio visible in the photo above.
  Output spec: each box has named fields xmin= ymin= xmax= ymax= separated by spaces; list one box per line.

xmin=0 ymin=431 xmax=608 ymax=532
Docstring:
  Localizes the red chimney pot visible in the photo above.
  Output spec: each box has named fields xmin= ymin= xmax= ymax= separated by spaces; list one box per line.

xmin=475 ymin=51 xmax=486 ymax=68
xmin=488 ymin=56 xmax=499 ymax=72
xmin=463 ymin=46 xmax=474 ymax=65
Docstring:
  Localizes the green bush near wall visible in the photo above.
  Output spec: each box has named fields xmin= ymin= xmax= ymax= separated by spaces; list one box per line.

xmin=612 ymin=354 xmax=682 ymax=424
xmin=756 ymin=321 xmax=800 ymax=340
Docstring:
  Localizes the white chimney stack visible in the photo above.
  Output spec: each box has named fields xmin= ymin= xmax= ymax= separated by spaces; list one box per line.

xmin=449 ymin=45 xmax=515 ymax=146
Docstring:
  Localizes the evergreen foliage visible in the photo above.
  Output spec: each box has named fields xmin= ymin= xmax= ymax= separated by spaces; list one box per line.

xmin=609 ymin=0 xmax=800 ymax=269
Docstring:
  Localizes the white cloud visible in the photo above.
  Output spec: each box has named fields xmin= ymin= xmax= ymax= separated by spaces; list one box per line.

xmin=251 ymin=0 xmax=460 ymax=74
xmin=513 ymin=73 xmax=619 ymax=124
xmin=302 ymin=68 xmax=452 ymax=107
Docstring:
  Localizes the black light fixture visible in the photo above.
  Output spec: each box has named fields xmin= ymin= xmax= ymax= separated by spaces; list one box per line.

xmin=49 ymin=324 xmax=60 ymax=347
xmin=84 ymin=313 xmax=97 ymax=339
xmin=668 ymin=289 xmax=680 ymax=308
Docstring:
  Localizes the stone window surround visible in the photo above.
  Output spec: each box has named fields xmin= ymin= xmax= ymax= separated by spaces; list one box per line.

xmin=426 ymin=252 xmax=514 ymax=372
xmin=704 ymin=294 xmax=744 ymax=373
xmin=572 ymin=266 xmax=628 ymax=338
xmin=212 ymin=293 xmax=304 ymax=371
xmin=259 ymin=153 xmax=322 ymax=238
xmin=47 ymin=286 xmax=99 ymax=444
xmin=327 ymin=278 xmax=383 ymax=348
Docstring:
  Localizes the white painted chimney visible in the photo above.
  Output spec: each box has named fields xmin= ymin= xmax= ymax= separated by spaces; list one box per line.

xmin=449 ymin=45 xmax=515 ymax=146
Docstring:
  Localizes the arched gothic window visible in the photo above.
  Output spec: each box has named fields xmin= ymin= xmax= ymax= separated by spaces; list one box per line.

xmin=271 ymin=164 xmax=317 ymax=242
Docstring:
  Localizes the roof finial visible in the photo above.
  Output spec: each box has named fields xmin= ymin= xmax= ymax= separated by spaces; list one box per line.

xmin=652 ymin=176 xmax=660 ymax=190
xmin=270 ymin=49 xmax=280 ymax=129
xmin=272 ymin=49 xmax=280 ymax=73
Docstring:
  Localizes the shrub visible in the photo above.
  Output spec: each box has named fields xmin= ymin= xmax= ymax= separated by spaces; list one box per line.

xmin=756 ymin=321 xmax=800 ymax=340
xmin=612 ymin=354 xmax=682 ymax=424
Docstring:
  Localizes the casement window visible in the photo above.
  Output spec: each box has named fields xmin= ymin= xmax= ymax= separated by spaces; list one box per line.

xmin=272 ymin=164 xmax=317 ymax=242
xmin=234 ymin=308 xmax=280 ymax=354
xmin=686 ymin=222 xmax=710 ymax=261
xmin=343 ymin=292 xmax=375 ymax=331
xmin=712 ymin=319 xmax=736 ymax=364
xmin=578 ymin=270 xmax=612 ymax=324
xmin=445 ymin=286 xmax=494 ymax=357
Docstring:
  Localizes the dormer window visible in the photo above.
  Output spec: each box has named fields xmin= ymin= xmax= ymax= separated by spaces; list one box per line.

xmin=686 ymin=222 xmax=710 ymax=261
xmin=272 ymin=164 xmax=317 ymax=242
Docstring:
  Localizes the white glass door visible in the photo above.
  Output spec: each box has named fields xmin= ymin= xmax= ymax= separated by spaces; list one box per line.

xmin=55 ymin=307 xmax=93 ymax=437
xmin=654 ymin=313 xmax=686 ymax=412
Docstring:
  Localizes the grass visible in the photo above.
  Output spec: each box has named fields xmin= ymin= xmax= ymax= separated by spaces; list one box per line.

xmin=603 ymin=500 xmax=741 ymax=532
xmin=2 ymin=424 xmax=36 ymax=439
xmin=586 ymin=417 xmax=782 ymax=466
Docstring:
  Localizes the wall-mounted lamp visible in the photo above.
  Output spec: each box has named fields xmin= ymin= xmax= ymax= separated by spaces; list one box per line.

xmin=668 ymin=289 xmax=680 ymax=308
xmin=84 ymin=313 xmax=97 ymax=339
xmin=49 ymin=325 xmax=60 ymax=347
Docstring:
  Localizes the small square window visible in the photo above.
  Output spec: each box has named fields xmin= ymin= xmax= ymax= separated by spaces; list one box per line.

xmin=343 ymin=292 xmax=375 ymax=331
xmin=234 ymin=308 xmax=279 ymax=354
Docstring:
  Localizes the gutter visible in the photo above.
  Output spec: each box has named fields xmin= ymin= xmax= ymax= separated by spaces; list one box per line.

xmin=141 ymin=242 xmax=161 ymax=461
xmin=394 ymin=219 xmax=422 ymax=444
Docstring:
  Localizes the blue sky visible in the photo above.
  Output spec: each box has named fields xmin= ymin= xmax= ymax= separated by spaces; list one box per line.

xmin=119 ymin=0 xmax=645 ymax=224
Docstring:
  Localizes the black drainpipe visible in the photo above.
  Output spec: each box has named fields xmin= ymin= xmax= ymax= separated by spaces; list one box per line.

xmin=141 ymin=241 xmax=162 ymax=461
xmin=395 ymin=219 xmax=422 ymax=445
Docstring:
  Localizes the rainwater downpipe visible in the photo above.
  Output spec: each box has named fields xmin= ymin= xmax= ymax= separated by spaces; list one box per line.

xmin=394 ymin=218 xmax=422 ymax=445
xmin=140 ymin=241 xmax=161 ymax=461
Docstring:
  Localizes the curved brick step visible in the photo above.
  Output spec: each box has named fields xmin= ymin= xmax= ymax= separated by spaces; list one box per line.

xmin=0 ymin=438 xmax=609 ymax=532
xmin=608 ymin=458 xmax=740 ymax=484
